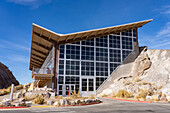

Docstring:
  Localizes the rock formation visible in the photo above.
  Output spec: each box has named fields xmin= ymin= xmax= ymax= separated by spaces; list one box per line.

xmin=0 ymin=62 xmax=19 ymax=89
xmin=98 ymin=48 xmax=170 ymax=100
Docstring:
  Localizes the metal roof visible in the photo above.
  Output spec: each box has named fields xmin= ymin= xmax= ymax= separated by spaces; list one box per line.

xmin=29 ymin=19 xmax=153 ymax=70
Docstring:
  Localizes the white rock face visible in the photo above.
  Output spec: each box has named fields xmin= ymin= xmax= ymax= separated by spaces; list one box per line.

xmin=99 ymin=49 xmax=170 ymax=97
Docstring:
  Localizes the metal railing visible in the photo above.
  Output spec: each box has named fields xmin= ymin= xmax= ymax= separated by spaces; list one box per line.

xmin=33 ymin=68 xmax=53 ymax=74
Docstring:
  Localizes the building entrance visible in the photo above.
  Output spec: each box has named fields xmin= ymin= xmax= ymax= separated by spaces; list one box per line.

xmin=81 ymin=77 xmax=95 ymax=96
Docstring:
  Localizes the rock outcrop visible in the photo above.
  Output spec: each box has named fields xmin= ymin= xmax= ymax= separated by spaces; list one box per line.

xmin=97 ymin=48 xmax=170 ymax=100
xmin=0 ymin=62 xmax=19 ymax=89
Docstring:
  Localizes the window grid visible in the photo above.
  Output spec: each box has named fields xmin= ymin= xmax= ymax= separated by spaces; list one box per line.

xmin=66 ymin=60 xmax=79 ymax=75
xmin=81 ymin=46 xmax=94 ymax=60
xmin=66 ymin=45 xmax=80 ymax=60
xmin=96 ymin=62 xmax=108 ymax=76
xmin=109 ymin=35 xmax=120 ymax=48
xmin=81 ymin=61 xmax=94 ymax=76
xmin=122 ymin=37 xmax=133 ymax=50
xmin=109 ymin=49 xmax=121 ymax=63
xmin=96 ymin=36 xmax=108 ymax=47
xmin=59 ymin=45 xmax=64 ymax=59
xmin=96 ymin=48 xmax=108 ymax=61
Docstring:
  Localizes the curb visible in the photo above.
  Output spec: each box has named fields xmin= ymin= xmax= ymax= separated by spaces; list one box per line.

xmin=104 ymin=97 xmax=151 ymax=103
xmin=60 ymin=102 xmax=102 ymax=107
xmin=0 ymin=106 xmax=28 ymax=109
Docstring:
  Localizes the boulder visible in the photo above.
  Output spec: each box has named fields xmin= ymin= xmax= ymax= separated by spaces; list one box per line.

xmin=25 ymin=101 xmax=32 ymax=107
xmin=2 ymin=98 xmax=10 ymax=103
xmin=19 ymin=98 xmax=25 ymax=102
xmin=47 ymin=100 xmax=54 ymax=106
xmin=146 ymin=95 xmax=153 ymax=100
xmin=152 ymin=94 xmax=160 ymax=101
xmin=65 ymin=99 xmax=70 ymax=105
xmin=70 ymin=101 xmax=76 ymax=105
xmin=2 ymin=99 xmax=11 ymax=107
xmin=25 ymin=92 xmax=38 ymax=98
xmin=75 ymin=100 xmax=81 ymax=104
xmin=53 ymin=101 xmax=59 ymax=106
xmin=60 ymin=99 xmax=66 ymax=106
xmin=160 ymin=95 xmax=167 ymax=101
xmin=13 ymin=102 xmax=20 ymax=107
xmin=45 ymin=92 xmax=51 ymax=98
xmin=49 ymin=92 xmax=55 ymax=98
xmin=16 ymin=92 xmax=22 ymax=98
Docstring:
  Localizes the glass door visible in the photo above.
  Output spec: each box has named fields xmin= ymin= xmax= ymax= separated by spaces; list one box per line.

xmin=65 ymin=84 xmax=75 ymax=96
xmin=81 ymin=77 xmax=95 ymax=96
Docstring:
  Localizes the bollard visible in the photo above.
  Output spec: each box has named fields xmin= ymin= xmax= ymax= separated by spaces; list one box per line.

xmin=10 ymin=84 xmax=14 ymax=101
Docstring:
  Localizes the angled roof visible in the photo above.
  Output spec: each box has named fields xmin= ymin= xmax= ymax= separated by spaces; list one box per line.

xmin=29 ymin=19 xmax=153 ymax=70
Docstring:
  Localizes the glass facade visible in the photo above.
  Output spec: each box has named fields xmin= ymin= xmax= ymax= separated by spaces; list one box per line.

xmin=57 ymin=29 xmax=137 ymax=95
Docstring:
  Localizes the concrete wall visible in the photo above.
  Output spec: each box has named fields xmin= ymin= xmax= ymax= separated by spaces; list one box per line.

xmin=96 ymin=42 xmax=140 ymax=95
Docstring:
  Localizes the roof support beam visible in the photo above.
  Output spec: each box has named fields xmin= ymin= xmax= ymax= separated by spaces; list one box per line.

xmin=33 ymin=31 xmax=56 ymax=43
xmin=32 ymin=48 xmax=48 ymax=56
xmin=32 ymin=57 xmax=44 ymax=63
xmin=32 ymin=53 xmax=46 ymax=60
xmin=32 ymin=41 xmax=50 ymax=51
xmin=31 ymin=60 xmax=42 ymax=65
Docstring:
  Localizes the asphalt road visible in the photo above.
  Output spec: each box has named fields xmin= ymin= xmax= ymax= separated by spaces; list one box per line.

xmin=0 ymin=98 xmax=170 ymax=113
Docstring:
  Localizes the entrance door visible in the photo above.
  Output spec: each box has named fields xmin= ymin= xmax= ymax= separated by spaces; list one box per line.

xmin=81 ymin=77 xmax=95 ymax=96
xmin=65 ymin=84 xmax=75 ymax=96
xmin=58 ymin=84 xmax=75 ymax=96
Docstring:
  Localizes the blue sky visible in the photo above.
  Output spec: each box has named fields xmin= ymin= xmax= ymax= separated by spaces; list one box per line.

xmin=0 ymin=0 xmax=170 ymax=84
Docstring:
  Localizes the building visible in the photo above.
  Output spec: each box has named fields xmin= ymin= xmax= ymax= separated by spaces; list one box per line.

xmin=29 ymin=19 xmax=152 ymax=96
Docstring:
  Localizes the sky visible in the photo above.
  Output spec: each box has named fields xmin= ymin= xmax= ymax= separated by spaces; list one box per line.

xmin=0 ymin=0 xmax=170 ymax=85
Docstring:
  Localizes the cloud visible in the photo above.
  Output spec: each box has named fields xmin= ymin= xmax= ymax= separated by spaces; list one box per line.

xmin=156 ymin=22 xmax=170 ymax=38
xmin=140 ymin=22 xmax=170 ymax=49
xmin=7 ymin=0 xmax=51 ymax=9
xmin=160 ymin=5 xmax=170 ymax=14
xmin=7 ymin=55 xmax=29 ymax=63
xmin=0 ymin=39 xmax=30 ymax=51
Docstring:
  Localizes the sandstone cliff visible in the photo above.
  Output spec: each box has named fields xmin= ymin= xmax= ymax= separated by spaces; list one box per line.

xmin=98 ymin=48 xmax=170 ymax=99
xmin=0 ymin=62 xmax=19 ymax=89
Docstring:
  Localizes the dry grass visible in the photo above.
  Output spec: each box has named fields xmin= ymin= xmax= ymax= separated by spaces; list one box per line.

xmin=15 ymin=84 xmax=23 ymax=91
xmin=111 ymin=92 xmax=116 ymax=97
xmin=89 ymin=94 xmax=96 ymax=99
xmin=101 ymin=94 xmax=108 ymax=97
xmin=116 ymin=90 xmax=132 ymax=98
xmin=55 ymin=96 xmax=64 ymax=100
xmin=82 ymin=97 xmax=88 ymax=100
xmin=33 ymin=95 xmax=44 ymax=104
xmin=70 ymin=89 xmax=81 ymax=99
xmin=135 ymin=89 xmax=148 ymax=100
xmin=135 ymin=77 xmax=141 ymax=82
xmin=123 ymin=80 xmax=132 ymax=86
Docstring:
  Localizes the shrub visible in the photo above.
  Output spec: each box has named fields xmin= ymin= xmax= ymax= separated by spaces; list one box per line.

xmin=55 ymin=96 xmax=63 ymax=100
xmin=136 ymin=90 xmax=148 ymax=100
xmin=89 ymin=94 xmax=96 ymax=99
xmin=116 ymin=90 xmax=131 ymax=98
xmin=123 ymin=80 xmax=132 ymax=86
xmin=15 ymin=84 xmax=23 ymax=91
xmin=135 ymin=77 xmax=141 ymax=82
xmin=82 ymin=97 xmax=88 ymax=100
xmin=101 ymin=94 xmax=108 ymax=97
xmin=34 ymin=95 xmax=44 ymax=104
xmin=70 ymin=89 xmax=81 ymax=99
xmin=111 ymin=92 xmax=116 ymax=97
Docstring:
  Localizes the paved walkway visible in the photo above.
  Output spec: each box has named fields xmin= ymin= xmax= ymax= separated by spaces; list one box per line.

xmin=0 ymin=98 xmax=170 ymax=113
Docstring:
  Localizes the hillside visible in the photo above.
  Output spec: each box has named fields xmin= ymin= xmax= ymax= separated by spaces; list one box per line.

xmin=0 ymin=62 xmax=19 ymax=89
